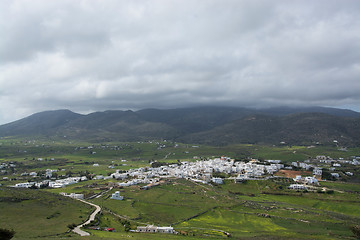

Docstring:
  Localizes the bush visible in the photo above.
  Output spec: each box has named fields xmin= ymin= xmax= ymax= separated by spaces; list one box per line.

xmin=67 ymin=223 xmax=77 ymax=230
xmin=0 ymin=228 xmax=15 ymax=240
xmin=350 ymin=225 xmax=360 ymax=239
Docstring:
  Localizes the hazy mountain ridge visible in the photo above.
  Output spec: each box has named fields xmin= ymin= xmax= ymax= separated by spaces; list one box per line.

xmin=1 ymin=106 xmax=360 ymax=145
xmin=0 ymin=109 xmax=83 ymax=137
xmin=181 ymin=113 xmax=360 ymax=146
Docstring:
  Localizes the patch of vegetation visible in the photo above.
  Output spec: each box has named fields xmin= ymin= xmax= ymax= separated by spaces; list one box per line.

xmin=0 ymin=187 xmax=93 ymax=239
xmin=0 ymin=139 xmax=359 ymax=239
xmin=0 ymin=228 xmax=15 ymax=240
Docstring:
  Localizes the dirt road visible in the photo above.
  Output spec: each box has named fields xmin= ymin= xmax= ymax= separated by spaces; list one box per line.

xmin=72 ymin=199 xmax=101 ymax=236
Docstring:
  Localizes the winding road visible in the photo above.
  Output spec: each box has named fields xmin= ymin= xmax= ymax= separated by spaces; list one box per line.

xmin=73 ymin=199 xmax=101 ymax=236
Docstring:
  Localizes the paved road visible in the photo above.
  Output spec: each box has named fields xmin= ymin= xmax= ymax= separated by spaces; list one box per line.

xmin=73 ymin=199 xmax=101 ymax=236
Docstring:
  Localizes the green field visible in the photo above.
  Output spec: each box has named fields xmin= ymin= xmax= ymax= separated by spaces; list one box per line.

xmin=1 ymin=179 xmax=359 ymax=239
xmin=84 ymin=178 xmax=359 ymax=239
xmin=0 ymin=139 xmax=359 ymax=239
xmin=0 ymin=187 xmax=93 ymax=239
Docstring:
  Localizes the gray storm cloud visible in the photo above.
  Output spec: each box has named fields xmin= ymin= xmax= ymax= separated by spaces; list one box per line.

xmin=0 ymin=0 xmax=359 ymax=124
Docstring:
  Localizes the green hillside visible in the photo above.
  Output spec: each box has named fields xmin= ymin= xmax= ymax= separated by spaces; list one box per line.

xmin=3 ymin=179 xmax=357 ymax=239
xmin=0 ymin=187 xmax=93 ymax=239
xmin=0 ymin=107 xmax=360 ymax=146
xmin=0 ymin=139 xmax=359 ymax=239
xmin=182 ymin=113 xmax=360 ymax=146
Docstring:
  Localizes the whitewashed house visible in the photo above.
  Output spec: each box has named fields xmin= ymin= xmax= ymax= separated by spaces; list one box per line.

xmin=137 ymin=225 xmax=174 ymax=234
xmin=313 ymin=168 xmax=322 ymax=176
xmin=331 ymin=173 xmax=340 ymax=178
xmin=293 ymin=175 xmax=302 ymax=182
xmin=304 ymin=176 xmax=318 ymax=185
xmin=211 ymin=177 xmax=224 ymax=184
xmin=110 ymin=191 xmax=124 ymax=200
xmin=288 ymin=184 xmax=307 ymax=190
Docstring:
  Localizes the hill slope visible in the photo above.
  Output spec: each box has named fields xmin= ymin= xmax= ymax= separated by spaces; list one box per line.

xmin=0 ymin=110 xmax=83 ymax=136
xmin=0 ymin=106 xmax=359 ymax=145
xmin=181 ymin=113 xmax=360 ymax=146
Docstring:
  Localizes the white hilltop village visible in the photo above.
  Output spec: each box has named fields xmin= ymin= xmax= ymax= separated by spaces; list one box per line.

xmin=11 ymin=154 xmax=359 ymax=193
xmin=12 ymin=156 xmax=286 ymax=191
xmin=111 ymin=156 xmax=285 ymax=187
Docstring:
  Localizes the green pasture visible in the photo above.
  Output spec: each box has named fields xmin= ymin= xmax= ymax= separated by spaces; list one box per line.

xmin=258 ymin=192 xmax=360 ymax=218
xmin=91 ymin=179 xmax=224 ymax=225
xmin=321 ymin=181 xmax=360 ymax=192
xmin=1 ymin=178 xmax=359 ymax=240
xmin=0 ymin=139 xmax=359 ymax=239
xmin=1 ymin=139 xmax=359 ymax=168
xmin=0 ymin=187 xmax=93 ymax=239
xmin=86 ymin=178 xmax=360 ymax=239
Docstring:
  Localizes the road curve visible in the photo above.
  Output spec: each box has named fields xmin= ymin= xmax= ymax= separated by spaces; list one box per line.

xmin=73 ymin=199 xmax=101 ymax=236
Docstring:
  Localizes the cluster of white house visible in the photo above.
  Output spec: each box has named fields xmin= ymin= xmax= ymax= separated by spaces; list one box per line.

xmin=1 ymin=163 xmax=16 ymax=177
xmin=0 ymin=162 xmax=16 ymax=169
xmin=288 ymin=184 xmax=308 ymax=190
xmin=292 ymin=157 xmax=357 ymax=179
xmin=293 ymin=175 xmax=319 ymax=185
xmin=292 ymin=161 xmax=313 ymax=170
xmin=316 ymin=155 xmax=360 ymax=165
xmin=108 ymin=157 xmax=284 ymax=186
xmin=10 ymin=155 xmax=358 ymax=190
xmin=135 ymin=225 xmax=175 ymax=234
xmin=288 ymin=174 xmax=320 ymax=190
xmin=48 ymin=176 xmax=88 ymax=188
xmin=14 ymin=176 xmax=87 ymax=188
xmin=60 ymin=192 xmax=84 ymax=199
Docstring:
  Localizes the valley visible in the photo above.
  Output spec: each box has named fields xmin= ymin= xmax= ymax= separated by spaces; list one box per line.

xmin=0 ymin=138 xmax=359 ymax=239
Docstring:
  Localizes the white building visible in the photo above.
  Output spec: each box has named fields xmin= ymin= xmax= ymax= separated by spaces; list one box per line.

xmin=137 ymin=225 xmax=174 ymax=234
xmin=293 ymin=175 xmax=302 ymax=182
xmin=235 ymin=174 xmax=246 ymax=183
xmin=288 ymin=184 xmax=307 ymax=190
xmin=60 ymin=192 xmax=84 ymax=199
xmin=313 ymin=168 xmax=322 ymax=176
xmin=304 ymin=176 xmax=318 ymax=185
xmin=110 ymin=191 xmax=124 ymax=200
xmin=211 ymin=177 xmax=224 ymax=184
xmin=15 ymin=182 xmax=35 ymax=188
xmin=331 ymin=173 xmax=340 ymax=178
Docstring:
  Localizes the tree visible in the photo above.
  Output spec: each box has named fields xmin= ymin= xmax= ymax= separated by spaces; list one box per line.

xmin=67 ymin=223 xmax=77 ymax=230
xmin=120 ymin=220 xmax=131 ymax=232
xmin=65 ymin=170 xmax=73 ymax=177
xmin=350 ymin=225 xmax=360 ymax=239
xmin=0 ymin=228 xmax=15 ymax=240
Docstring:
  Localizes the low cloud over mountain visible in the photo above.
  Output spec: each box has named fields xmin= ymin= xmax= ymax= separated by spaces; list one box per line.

xmin=0 ymin=1 xmax=359 ymax=124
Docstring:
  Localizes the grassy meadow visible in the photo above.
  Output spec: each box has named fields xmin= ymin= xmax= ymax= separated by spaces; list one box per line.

xmin=87 ymin=178 xmax=360 ymax=239
xmin=0 ymin=139 xmax=359 ymax=239
xmin=0 ymin=187 xmax=93 ymax=239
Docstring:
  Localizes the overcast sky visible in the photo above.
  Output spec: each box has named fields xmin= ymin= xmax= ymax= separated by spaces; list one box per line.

xmin=0 ymin=0 xmax=360 ymax=124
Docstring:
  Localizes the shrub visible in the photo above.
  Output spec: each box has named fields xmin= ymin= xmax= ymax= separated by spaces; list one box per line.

xmin=0 ymin=228 xmax=15 ymax=240
xmin=350 ymin=225 xmax=360 ymax=239
xmin=67 ymin=223 xmax=77 ymax=230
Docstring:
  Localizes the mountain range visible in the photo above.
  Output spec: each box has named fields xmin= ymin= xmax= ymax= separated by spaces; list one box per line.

xmin=1 ymin=106 xmax=360 ymax=146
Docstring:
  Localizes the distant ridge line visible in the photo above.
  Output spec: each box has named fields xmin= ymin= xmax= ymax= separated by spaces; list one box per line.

xmin=0 ymin=106 xmax=359 ymax=146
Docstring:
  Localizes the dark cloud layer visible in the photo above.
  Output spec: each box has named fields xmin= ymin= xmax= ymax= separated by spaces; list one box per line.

xmin=0 ymin=0 xmax=359 ymax=124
